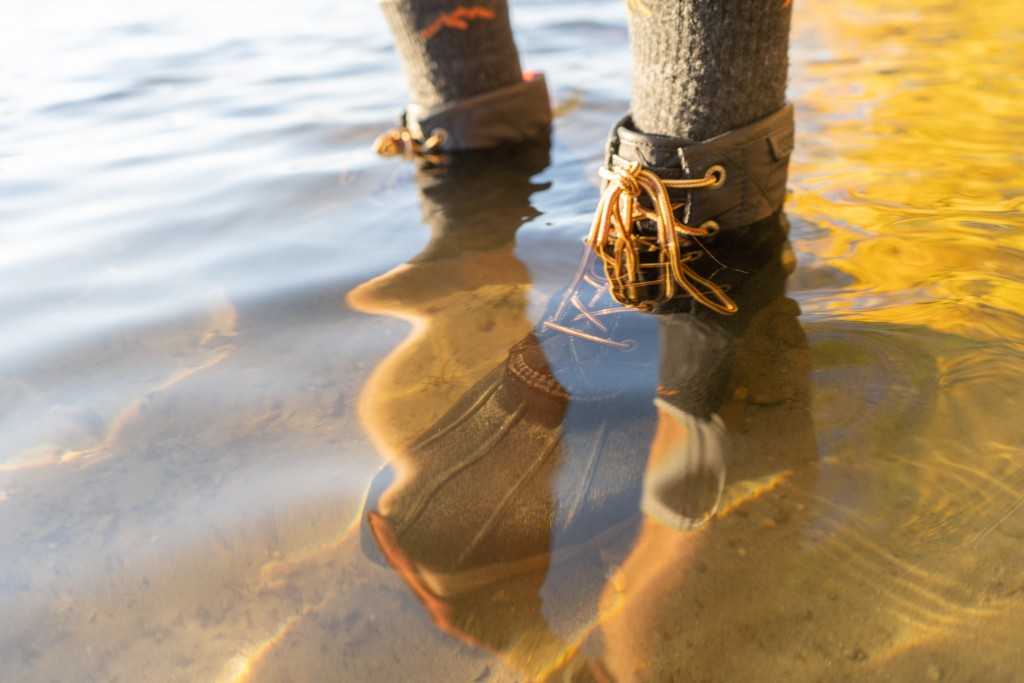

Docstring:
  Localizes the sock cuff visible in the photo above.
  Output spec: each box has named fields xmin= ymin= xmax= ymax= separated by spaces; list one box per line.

xmin=628 ymin=0 xmax=791 ymax=139
xmin=380 ymin=0 xmax=523 ymax=107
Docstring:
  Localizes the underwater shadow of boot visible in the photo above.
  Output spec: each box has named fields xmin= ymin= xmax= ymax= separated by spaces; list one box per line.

xmin=348 ymin=140 xmax=551 ymax=456
xmin=361 ymin=214 xmax=794 ymax=681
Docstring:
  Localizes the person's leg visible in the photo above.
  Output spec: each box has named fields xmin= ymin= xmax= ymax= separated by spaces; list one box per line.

xmin=376 ymin=0 xmax=550 ymax=155
xmin=627 ymin=0 xmax=791 ymax=141
xmin=589 ymin=0 xmax=795 ymax=316
xmin=380 ymin=0 xmax=523 ymax=108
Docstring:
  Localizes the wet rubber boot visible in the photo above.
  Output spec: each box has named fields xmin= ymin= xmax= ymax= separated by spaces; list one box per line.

xmin=358 ymin=102 xmax=799 ymax=591
xmin=587 ymin=104 xmax=796 ymax=315
xmin=375 ymin=71 xmax=552 ymax=157
xmin=356 ymin=215 xmax=793 ymax=582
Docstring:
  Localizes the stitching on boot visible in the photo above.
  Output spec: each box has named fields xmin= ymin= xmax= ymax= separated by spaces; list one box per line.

xmin=507 ymin=347 xmax=570 ymax=400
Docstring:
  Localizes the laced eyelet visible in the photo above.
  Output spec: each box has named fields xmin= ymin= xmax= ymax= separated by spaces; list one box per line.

xmin=372 ymin=128 xmax=409 ymax=157
xmin=699 ymin=220 xmax=720 ymax=236
xmin=706 ymin=164 xmax=726 ymax=189
xmin=588 ymin=160 xmax=739 ymax=315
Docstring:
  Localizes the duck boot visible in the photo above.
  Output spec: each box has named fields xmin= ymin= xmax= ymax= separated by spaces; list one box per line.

xmin=374 ymin=71 xmax=551 ymax=159
xmin=360 ymin=208 xmax=791 ymax=584
xmin=587 ymin=103 xmax=795 ymax=315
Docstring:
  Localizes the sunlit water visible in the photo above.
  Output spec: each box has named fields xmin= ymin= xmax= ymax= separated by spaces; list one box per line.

xmin=2 ymin=0 xmax=1023 ymax=681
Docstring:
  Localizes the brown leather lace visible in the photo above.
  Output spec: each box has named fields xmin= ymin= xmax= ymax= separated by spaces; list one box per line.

xmin=586 ymin=160 xmax=738 ymax=315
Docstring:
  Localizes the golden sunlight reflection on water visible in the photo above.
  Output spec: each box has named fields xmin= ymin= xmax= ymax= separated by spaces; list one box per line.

xmin=2 ymin=0 xmax=1023 ymax=682
xmin=790 ymin=0 xmax=1024 ymax=337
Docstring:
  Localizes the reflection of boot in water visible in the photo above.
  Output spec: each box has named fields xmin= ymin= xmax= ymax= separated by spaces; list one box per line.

xmin=348 ymin=140 xmax=550 ymax=455
xmin=361 ymin=249 xmax=663 ymax=679
xmin=360 ymin=209 xmax=792 ymax=682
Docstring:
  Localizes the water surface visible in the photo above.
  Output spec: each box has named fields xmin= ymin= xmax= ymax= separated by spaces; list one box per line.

xmin=2 ymin=0 xmax=1023 ymax=681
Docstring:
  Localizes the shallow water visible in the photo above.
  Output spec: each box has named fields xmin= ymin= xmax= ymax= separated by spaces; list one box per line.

xmin=2 ymin=0 xmax=1023 ymax=681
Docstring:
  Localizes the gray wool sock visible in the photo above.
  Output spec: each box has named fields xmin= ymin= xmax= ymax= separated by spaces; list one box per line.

xmin=380 ymin=0 xmax=524 ymax=108
xmin=628 ymin=0 xmax=792 ymax=141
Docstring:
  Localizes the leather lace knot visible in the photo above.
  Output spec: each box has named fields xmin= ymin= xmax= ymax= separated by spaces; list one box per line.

xmin=586 ymin=161 xmax=738 ymax=315
xmin=373 ymin=126 xmax=447 ymax=160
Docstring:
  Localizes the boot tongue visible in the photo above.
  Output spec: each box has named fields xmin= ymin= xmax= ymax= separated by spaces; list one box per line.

xmin=610 ymin=116 xmax=692 ymax=175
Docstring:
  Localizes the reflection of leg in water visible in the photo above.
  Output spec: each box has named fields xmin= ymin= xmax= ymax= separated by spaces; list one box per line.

xmin=348 ymin=142 xmax=550 ymax=456
xmin=375 ymin=0 xmax=550 ymax=156
xmin=360 ymin=253 xmax=664 ymax=680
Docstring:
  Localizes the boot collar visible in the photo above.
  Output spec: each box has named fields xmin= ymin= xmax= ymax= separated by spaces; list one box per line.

xmin=604 ymin=104 xmax=795 ymax=230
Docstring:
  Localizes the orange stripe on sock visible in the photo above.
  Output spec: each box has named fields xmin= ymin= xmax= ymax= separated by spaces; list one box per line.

xmin=421 ymin=6 xmax=497 ymax=41
xmin=781 ymin=0 xmax=792 ymax=8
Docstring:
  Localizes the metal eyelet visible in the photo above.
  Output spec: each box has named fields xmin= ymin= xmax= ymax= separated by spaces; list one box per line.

xmin=423 ymin=128 xmax=448 ymax=150
xmin=699 ymin=220 xmax=720 ymax=236
xmin=707 ymin=164 xmax=726 ymax=189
